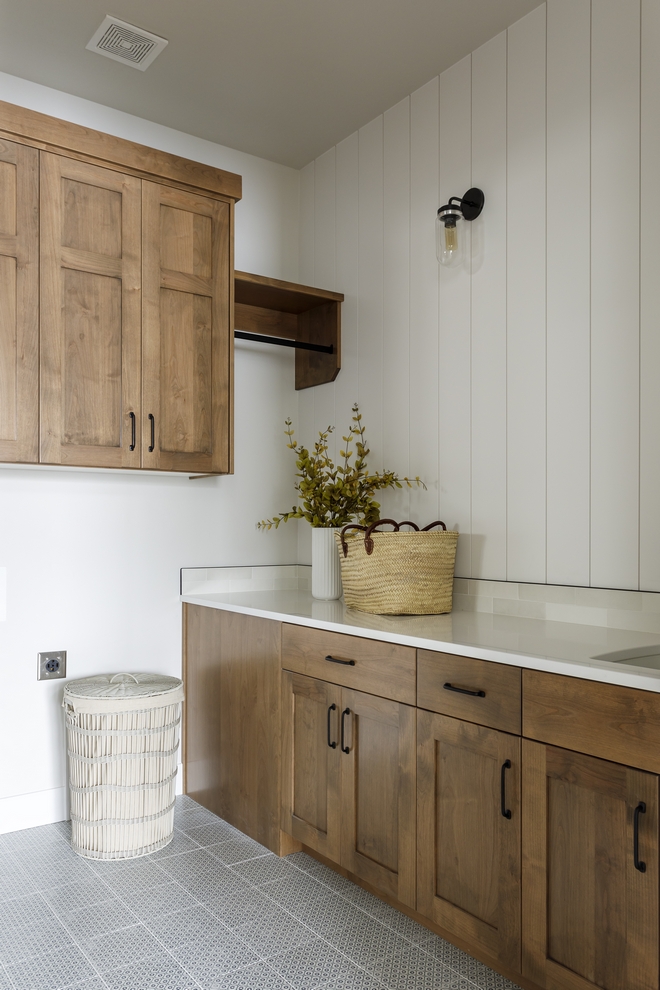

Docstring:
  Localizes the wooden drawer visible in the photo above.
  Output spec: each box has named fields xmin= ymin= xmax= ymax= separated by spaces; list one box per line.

xmin=523 ymin=669 xmax=660 ymax=773
xmin=281 ymin=624 xmax=415 ymax=704
xmin=417 ymin=650 xmax=521 ymax=734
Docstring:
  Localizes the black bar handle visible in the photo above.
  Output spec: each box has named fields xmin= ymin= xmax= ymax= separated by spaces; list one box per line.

xmin=327 ymin=703 xmax=337 ymax=749
xmin=128 ymin=411 xmax=136 ymax=451
xmin=501 ymin=760 xmax=512 ymax=820
xmin=443 ymin=682 xmax=486 ymax=698
xmin=634 ymin=801 xmax=647 ymax=873
xmin=341 ymin=708 xmax=351 ymax=754
xmin=326 ymin=654 xmax=356 ymax=667
xmin=148 ymin=413 xmax=155 ymax=453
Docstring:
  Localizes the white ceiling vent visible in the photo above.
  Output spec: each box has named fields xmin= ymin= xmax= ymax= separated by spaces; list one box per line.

xmin=86 ymin=16 xmax=168 ymax=71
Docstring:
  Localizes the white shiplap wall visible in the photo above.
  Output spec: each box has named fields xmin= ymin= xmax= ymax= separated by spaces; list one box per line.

xmin=298 ymin=0 xmax=660 ymax=593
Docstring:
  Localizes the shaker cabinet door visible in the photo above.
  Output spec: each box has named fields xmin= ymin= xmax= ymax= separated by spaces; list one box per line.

xmin=522 ymin=739 xmax=659 ymax=990
xmin=417 ymin=710 xmax=521 ymax=971
xmin=40 ymin=154 xmax=141 ymax=468
xmin=142 ymin=182 xmax=232 ymax=474
xmin=0 ymin=138 xmax=38 ymax=463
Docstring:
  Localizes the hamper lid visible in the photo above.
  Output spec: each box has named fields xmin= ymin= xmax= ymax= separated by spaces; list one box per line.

xmin=63 ymin=672 xmax=184 ymax=714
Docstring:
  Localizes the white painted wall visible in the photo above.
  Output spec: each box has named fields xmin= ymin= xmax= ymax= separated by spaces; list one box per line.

xmin=0 ymin=74 xmax=301 ymax=832
xmin=298 ymin=0 xmax=660 ymax=594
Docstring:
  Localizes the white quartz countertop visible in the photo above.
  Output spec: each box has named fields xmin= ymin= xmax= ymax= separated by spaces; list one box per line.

xmin=181 ymin=584 xmax=660 ymax=694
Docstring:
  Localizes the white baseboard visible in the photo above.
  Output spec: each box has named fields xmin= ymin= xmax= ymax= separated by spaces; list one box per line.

xmin=0 ymin=764 xmax=183 ymax=835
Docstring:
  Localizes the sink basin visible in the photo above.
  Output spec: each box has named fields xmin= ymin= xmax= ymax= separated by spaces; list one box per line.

xmin=591 ymin=646 xmax=660 ymax=670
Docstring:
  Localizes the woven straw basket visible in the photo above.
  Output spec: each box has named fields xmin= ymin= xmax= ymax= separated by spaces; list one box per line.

xmin=63 ymin=672 xmax=183 ymax=860
xmin=336 ymin=519 xmax=458 ymax=615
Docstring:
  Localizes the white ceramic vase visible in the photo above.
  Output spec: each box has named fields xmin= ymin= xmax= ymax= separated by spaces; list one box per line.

xmin=311 ymin=527 xmax=343 ymax=600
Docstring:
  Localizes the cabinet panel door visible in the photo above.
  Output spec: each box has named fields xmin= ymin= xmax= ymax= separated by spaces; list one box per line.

xmin=417 ymin=710 xmax=521 ymax=970
xmin=281 ymin=671 xmax=342 ymax=862
xmin=142 ymin=182 xmax=232 ymax=473
xmin=0 ymin=138 xmax=38 ymax=462
xmin=40 ymin=154 xmax=141 ymax=467
xmin=340 ymin=689 xmax=416 ymax=908
xmin=523 ymin=739 xmax=659 ymax=990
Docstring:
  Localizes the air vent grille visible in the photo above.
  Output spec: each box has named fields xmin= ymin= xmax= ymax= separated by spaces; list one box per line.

xmin=86 ymin=16 xmax=168 ymax=71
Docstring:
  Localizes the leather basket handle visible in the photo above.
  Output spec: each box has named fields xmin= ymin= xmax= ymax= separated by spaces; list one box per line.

xmin=421 ymin=520 xmax=447 ymax=531
xmin=339 ymin=524 xmax=367 ymax=558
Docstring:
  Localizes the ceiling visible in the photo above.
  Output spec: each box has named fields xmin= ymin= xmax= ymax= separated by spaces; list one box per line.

xmin=0 ymin=0 xmax=541 ymax=169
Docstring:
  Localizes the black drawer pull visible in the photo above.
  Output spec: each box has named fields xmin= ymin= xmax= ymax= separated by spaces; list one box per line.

xmin=634 ymin=801 xmax=647 ymax=873
xmin=501 ymin=760 xmax=512 ymax=819
xmin=341 ymin=708 xmax=351 ymax=754
xmin=326 ymin=654 xmax=355 ymax=666
xmin=443 ymin=682 xmax=485 ymax=698
xmin=128 ymin=411 xmax=136 ymax=451
xmin=327 ymin=703 xmax=337 ymax=749
xmin=148 ymin=413 xmax=155 ymax=453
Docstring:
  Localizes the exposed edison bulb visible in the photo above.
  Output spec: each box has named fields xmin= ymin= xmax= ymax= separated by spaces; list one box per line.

xmin=436 ymin=215 xmax=463 ymax=267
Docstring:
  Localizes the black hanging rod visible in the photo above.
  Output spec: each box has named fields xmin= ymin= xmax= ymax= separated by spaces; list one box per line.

xmin=234 ymin=330 xmax=333 ymax=354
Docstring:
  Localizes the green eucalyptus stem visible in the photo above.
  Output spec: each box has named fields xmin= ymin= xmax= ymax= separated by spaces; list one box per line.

xmin=257 ymin=403 xmax=426 ymax=530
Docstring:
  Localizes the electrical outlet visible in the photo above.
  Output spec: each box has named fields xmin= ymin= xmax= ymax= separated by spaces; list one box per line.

xmin=38 ymin=651 xmax=67 ymax=680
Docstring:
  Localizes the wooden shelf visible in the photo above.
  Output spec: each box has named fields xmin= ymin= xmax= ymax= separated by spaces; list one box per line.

xmin=234 ymin=271 xmax=343 ymax=390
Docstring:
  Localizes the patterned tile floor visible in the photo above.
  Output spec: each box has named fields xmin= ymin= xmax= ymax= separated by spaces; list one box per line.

xmin=0 ymin=797 xmax=522 ymax=990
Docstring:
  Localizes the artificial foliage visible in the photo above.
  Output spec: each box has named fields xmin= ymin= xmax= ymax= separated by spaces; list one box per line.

xmin=258 ymin=403 xmax=425 ymax=530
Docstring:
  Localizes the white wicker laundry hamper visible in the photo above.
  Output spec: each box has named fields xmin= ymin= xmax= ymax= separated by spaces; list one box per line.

xmin=63 ymin=672 xmax=184 ymax=860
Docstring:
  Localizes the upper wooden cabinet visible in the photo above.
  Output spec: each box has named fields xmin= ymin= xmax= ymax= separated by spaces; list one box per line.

xmin=0 ymin=101 xmax=240 ymax=474
xmin=0 ymin=137 xmax=38 ymax=463
xmin=40 ymin=154 xmax=142 ymax=468
xmin=142 ymin=183 xmax=231 ymax=474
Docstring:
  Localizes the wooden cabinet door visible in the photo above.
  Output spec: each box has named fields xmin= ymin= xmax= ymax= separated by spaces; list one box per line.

xmin=281 ymin=671 xmax=342 ymax=862
xmin=0 ymin=138 xmax=38 ymax=463
xmin=340 ymin=688 xmax=416 ymax=907
xmin=40 ymin=154 xmax=141 ymax=467
xmin=523 ymin=739 xmax=659 ymax=990
xmin=417 ymin=710 xmax=521 ymax=971
xmin=142 ymin=182 xmax=231 ymax=473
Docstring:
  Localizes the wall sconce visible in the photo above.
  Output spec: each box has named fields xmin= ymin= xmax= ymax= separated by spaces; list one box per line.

xmin=436 ymin=187 xmax=484 ymax=266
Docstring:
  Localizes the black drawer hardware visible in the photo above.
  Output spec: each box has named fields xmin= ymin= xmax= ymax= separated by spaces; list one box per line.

xmin=341 ymin=708 xmax=351 ymax=754
xmin=148 ymin=413 xmax=155 ymax=453
xmin=634 ymin=801 xmax=647 ymax=872
xmin=443 ymin=682 xmax=485 ymax=698
xmin=501 ymin=760 xmax=512 ymax=819
xmin=326 ymin=654 xmax=355 ymax=666
xmin=128 ymin=411 xmax=136 ymax=451
xmin=327 ymin=703 xmax=337 ymax=749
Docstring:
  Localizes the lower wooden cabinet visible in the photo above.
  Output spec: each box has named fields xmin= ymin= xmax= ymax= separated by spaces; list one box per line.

xmin=522 ymin=739 xmax=659 ymax=990
xmin=281 ymin=670 xmax=417 ymax=907
xmin=417 ymin=710 xmax=521 ymax=972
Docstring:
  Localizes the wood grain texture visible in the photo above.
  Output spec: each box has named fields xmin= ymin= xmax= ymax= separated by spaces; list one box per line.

xmin=523 ymin=669 xmax=660 ymax=774
xmin=281 ymin=623 xmax=416 ymax=705
xmin=40 ymin=153 xmax=141 ymax=468
xmin=142 ymin=181 xmax=231 ymax=473
xmin=0 ymin=100 xmax=241 ymax=200
xmin=418 ymin=650 xmax=521 ymax=734
xmin=183 ymin=605 xmax=283 ymax=853
xmin=522 ymin=738 xmax=659 ymax=990
xmin=281 ymin=671 xmax=342 ymax=862
xmin=417 ymin=711 xmax=521 ymax=971
xmin=340 ymin=689 xmax=416 ymax=907
xmin=0 ymin=138 xmax=38 ymax=462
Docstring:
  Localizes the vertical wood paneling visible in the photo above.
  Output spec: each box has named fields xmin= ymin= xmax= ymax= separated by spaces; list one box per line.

xmin=438 ymin=56 xmax=472 ymax=576
xmin=382 ymin=98 xmax=411 ymax=520
xmin=640 ymin=0 xmax=660 ymax=591
xmin=546 ymin=0 xmax=591 ymax=587
xmin=409 ymin=78 xmax=440 ymax=523
xmin=471 ymin=33 xmax=508 ymax=580
xmin=297 ymin=161 xmax=315 ymax=454
xmin=506 ymin=6 xmax=547 ymax=582
xmin=590 ymin=0 xmax=641 ymax=589
xmin=334 ymin=133 xmax=360 ymax=446
xmin=357 ymin=117 xmax=384 ymax=471
xmin=312 ymin=148 xmax=337 ymax=459
xmin=438 ymin=55 xmax=472 ymax=577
